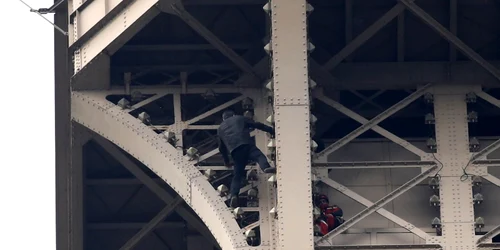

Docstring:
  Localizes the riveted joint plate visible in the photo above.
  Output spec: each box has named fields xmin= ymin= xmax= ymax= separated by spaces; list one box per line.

xmin=71 ymin=0 xmax=159 ymax=74
xmin=271 ymin=0 xmax=310 ymax=108
xmin=69 ymin=0 xmax=124 ymax=45
xmin=442 ymin=223 xmax=476 ymax=247
xmin=275 ymin=105 xmax=313 ymax=249
xmin=439 ymin=177 xmax=474 ymax=223
xmin=72 ymin=92 xmax=196 ymax=199
xmin=433 ymin=92 xmax=476 ymax=249
xmin=190 ymin=176 xmax=248 ymax=249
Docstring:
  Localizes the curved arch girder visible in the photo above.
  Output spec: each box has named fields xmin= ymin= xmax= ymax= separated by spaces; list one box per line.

xmin=71 ymin=91 xmax=250 ymax=250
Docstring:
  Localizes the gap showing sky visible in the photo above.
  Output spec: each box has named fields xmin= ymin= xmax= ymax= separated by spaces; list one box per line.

xmin=0 ymin=1 xmax=56 ymax=249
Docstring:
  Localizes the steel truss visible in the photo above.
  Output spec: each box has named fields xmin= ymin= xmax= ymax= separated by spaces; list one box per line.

xmin=87 ymin=87 xmax=500 ymax=249
xmin=71 ymin=91 xmax=260 ymax=250
xmin=313 ymin=86 xmax=500 ymax=250
xmin=66 ymin=0 xmax=500 ymax=249
xmin=72 ymin=79 xmax=500 ymax=249
xmin=82 ymin=83 xmax=500 ymax=250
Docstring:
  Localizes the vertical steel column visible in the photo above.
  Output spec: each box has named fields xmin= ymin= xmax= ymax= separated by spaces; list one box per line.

xmin=55 ymin=2 xmax=71 ymax=249
xmin=270 ymin=1 xmax=313 ymax=249
xmin=433 ymin=87 xmax=476 ymax=250
xmin=70 ymin=124 xmax=89 ymax=250
xmin=173 ymin=93 xmax=184 ymax=147
xmin=253 ymin=90 xmax=277 ymax=248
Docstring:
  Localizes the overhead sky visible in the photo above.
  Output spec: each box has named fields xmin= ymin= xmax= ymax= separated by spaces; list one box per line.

xmin=1 ymin=0 xmax=56 ymax=249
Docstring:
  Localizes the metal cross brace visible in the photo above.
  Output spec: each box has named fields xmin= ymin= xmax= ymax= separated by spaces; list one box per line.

xmin=399 ymin=0 xmax=500 ymax=83
xmin=352 ymin=90 xmax=386 ymax=111
xmin=313 ymin=83 xmax=433 ymax=161
xmin=184 ymin=95 xmax=248 ymax=125
xmin=315 ymin=165 xmax=437 ymax=245
xmin=477 ymin=223 xmax=500 ymax=244
xmin=483 ymin=174 xmax=500 ymax=187
xmin=319 ymin=177 xmax=430 ymax=241
xmin=313 ymin=91 xmax=430 ymax=160
xmin=470 ymin=91 xmax=500 ymax=161
xmin=92 ymin=135 xmax=220 ymax=249
xmin=478 ymin=243 xmax=500 ymax=249
xmin=140 ymin=94 xmax=248 ymax=132
xmin=322 ymin=0 xmax=414 ymax=72
xmin=165 ymin=2 xmax=261 ymax=83
xmin=130 ymin=94 xmax=169 ymax=112
xmin=119 ymin=196 xmax=184 ymax=249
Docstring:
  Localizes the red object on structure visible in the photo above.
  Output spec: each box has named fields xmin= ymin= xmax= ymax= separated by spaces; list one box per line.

xmin=324 ymin=213 xmax=337 ymax=230
xmin=324 ymin=205 xmax=343 ymax=217
xmin=316 ymin=219 xmax=329 ymax=236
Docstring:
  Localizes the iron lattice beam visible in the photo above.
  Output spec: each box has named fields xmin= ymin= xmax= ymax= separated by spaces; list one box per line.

xmin=313 ymin=92 xmax=429 ymax=159
xmin=314 ymin=84 xmax=433 ymax=161
xmin=400 ymin=0 xmax=500 ymax=83
xmin=315 ymin=165 xmax=437 ymax=245
xmin=91 ymin=135 xmax=220 ymax=249
xmin=119 ymin=196 xmax=184 ymax=249
xmin=322 ymin=1 xmax=412 ymax=71
xmin=108 ymin=60 xmax=500 ymax=91
xmin=164 ymin=2 xmax=261 ymax=84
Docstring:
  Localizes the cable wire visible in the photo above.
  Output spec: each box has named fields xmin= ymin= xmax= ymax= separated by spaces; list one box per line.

xmin=17 ymin=0 xmax=68 ymax=36
xmin=426 ymin=106 xmax=474 ymax=182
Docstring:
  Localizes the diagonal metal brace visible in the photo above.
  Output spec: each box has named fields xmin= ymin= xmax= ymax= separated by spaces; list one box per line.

xmin=400 ymin=0 xmax=500 ymax=82
xmin=92 ymin=135 xmax=220 ymax=249
xmin=119 ymin=196 xmax=184 ymax=249
xmin=471 ymin=139 xmax=500 ymax=161
xmin=314 ymin=92 xmax=429 ymax=159
xmin=184 ymin=95 xmax=247 ymax=125
xmin=477 ymin=91 xmax=500 ymax=109
xmin=315 ymin=165 xmax=437 ymax=245
xmin=314 ymin=83 xmax=433 ymax=160
xmin=323 ymin=1 xmax=413 ymax=71
xmin=167 ymin=3 xmax=260 ymax=82
xmin=483 ymin=174 xmax=500 ymax=187
xmin=471 ymin=91 xmax=500 ymax=161
xmin=320 ymin=178 xmax=430 ymax=240
xmin=477 ymin=224 xmax=500 ymax=244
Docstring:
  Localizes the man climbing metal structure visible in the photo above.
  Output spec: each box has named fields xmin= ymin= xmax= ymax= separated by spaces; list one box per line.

xmin=217 ymin=110 xmax=277 ymax=208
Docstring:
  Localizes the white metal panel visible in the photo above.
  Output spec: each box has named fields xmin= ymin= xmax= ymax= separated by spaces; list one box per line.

xmin=433 ymin=89 xmax=475 ymax=248
xmin=329 ymin=233 xmax=371 ymax=245
xmin=329 ymin=168 xmax=388 ymax=186
xmin=71 ymin=91 xmax=248 ymax=250
xmin=71 ymin=0 xmax=159 ymax=73
xmin=75 ymin=0 xmax=123 ymax=42
xmin=271 ymin=0 xmax=313 ymax=249
xmin=274 ymin=106 xmax=313 ymax=248
xmin=377 ymin=233 xmax=423 ymax=245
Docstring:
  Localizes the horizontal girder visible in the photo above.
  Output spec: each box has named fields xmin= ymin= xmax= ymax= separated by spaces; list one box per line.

xmin=110 ymin=61 xmax=500 ymax=90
